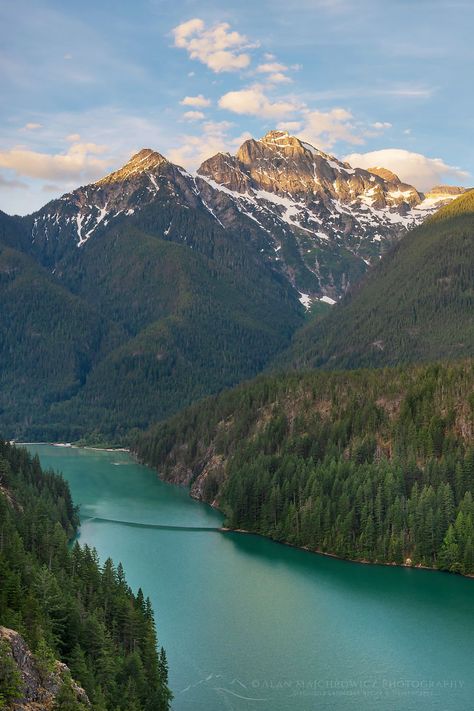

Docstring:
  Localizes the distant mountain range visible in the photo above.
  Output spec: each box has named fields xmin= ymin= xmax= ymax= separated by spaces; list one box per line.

xmin=0 ymin=130 xmax=469 ymax=439
xmin=13 ymin=130 xmax=465 ymax=305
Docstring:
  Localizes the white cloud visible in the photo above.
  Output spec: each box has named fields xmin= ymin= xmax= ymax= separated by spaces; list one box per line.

xmin=257 ymin=62 xmax=288 ymax=74
xmin=219 ymin=86 xmax=298 ymax=119
xmin=180 ymin=94 xmax=211 ymax=108
xmin=344 ymin=148 xmax=469 ymax=191
xmin=218 ymin=87 xmax=376 ymax=148
xmin=256 ymin=62 xmax=291 ymax=84
xmin=172 ymin=18 xmax=255 ymax=73
xmin=277 ymin=121 xmax=302 ymax=132
xmin=298 ymin=108 xmax=364 ymax=149
xmin=183 ymin=110 xmax=205 ymax=121
xmin=372 ymin=121 xmax=392 ymax=130
xmin=23 ymin=122 xmax=42 ymax=131
xmin=0 ymin=142 xmax=109 ymax=181
xmin=66 ymin=133 xmax=81 ymax=142
xmin=168 ymin=121 xmax=250 ymax=171
xmin=268 ymin=72 xmax=292 ymax=84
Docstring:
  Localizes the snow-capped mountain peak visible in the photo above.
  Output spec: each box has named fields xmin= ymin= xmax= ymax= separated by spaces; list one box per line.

xmin=24 ymin=132 xmax=467 ymax=308
xmin=195 ymin=130 xmax=466 ymax=306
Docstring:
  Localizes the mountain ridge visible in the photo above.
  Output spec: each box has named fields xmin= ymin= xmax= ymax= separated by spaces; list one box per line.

xmin=8 ymin=130 xmax=467 ymax=303
xmin=197 ymin=129 xmax=466 ymax=302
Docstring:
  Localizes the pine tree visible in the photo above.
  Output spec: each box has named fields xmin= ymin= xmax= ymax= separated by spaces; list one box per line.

xmin=0 ymin=640 xmax=22 ymax=708
xmin=52 ymin=675 xmax=88 ymax=711
xmin=438 ymin=525 xmax=460 ymax=573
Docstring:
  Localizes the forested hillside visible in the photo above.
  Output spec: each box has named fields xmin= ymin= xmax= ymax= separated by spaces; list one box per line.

xmin=0 ymin=441 xmax=171 ymax=710
xmin=281 ymin=190 xmax=474 ymax=370
xmin=0 ymin=240 xmax=122 ymax=438
xmin=0 ymin=186 xmax=302 ymax=441
xmin=136 ymin=361 xmax=474 ymax=575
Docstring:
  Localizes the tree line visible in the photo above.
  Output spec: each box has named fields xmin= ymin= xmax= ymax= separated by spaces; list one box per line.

xmin=136 ymin=360 xmax=474 ymax=575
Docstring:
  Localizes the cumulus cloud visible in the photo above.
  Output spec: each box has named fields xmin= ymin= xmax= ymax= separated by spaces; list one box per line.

xmin=180 ymin=94 xmax=211 ymax=108
xmin=256 ymin=61 xmax=291 ymax=84
xmin=0 ymin=142 xmax=109 ymax=182
xmin=172 ymin=18 xmax=256 ymax=73
xmin=266 ymin=72 xmax=292 ymax=84
xmin=298 ymin=108 xmax=364 ymax=149
xmin=218 ymin=88 xmax=376 ymax=148
xmin=183 ymin=110 xmax=205 ymax=121
xmin=344 ymin=148 xmax=469 ymax=191
xmin=257 ymin=62 xmax=288 ymax=74
xmin=219 ymin=86 xmax=298 ymax=119
xmin=22 ymin=122 xmax=42 ymax=131
xmin=168 ymin=121 xmax=250 ymax=170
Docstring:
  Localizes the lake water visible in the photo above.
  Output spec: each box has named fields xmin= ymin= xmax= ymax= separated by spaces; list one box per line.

xmin=28 ymin=444 xmax=474 ymax=711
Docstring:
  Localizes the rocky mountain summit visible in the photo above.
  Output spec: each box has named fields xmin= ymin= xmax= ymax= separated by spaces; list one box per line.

xmin=196 ymin=130 xmax=465 ymax=303
xmin=17 ymin=130 xmax=466 ymax=304
xmin=25 ymin=148 xmax=206 ymax=263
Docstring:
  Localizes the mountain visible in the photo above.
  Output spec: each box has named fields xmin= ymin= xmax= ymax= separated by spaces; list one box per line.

xmin=196 ymin=130 xmax=465 ymax=304
xmin=134 ymin=360 xmax=474 ymax=575
xmin=0 ymin=134 xmax=466 ymax=439
xmin=0 ymin=149 xmax=303 ymax=440
xmin=281 ymin=189 xmax=474 ymax=370
xmin=20 ymin=134 xmax=464 ymax=306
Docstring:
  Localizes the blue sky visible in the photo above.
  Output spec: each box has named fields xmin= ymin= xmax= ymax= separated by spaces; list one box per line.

xmin=1 ymin=0 xmax=473 ymax=214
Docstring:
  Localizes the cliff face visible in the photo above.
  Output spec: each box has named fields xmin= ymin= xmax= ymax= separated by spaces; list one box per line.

xmin=197 ymin=130 xmax=465 ymax=303
xmin=0 ymin=626 xmax=89 ymax=710
xmin=199 ymin=130 xmax=422 ymax=206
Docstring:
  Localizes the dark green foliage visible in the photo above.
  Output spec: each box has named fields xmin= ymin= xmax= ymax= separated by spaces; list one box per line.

xmin=52 ymin=675 xmax=89 ymax=711
xmin=0 ymin=442 xmax=171 ymax=710
xmin=0 ymin=640 xmax=22 ymax=709
xmin=0 ymin=242 xmax=119 ymax=438
xmin=0 ymin=202 xmax=303 ymax=442
xmin=136 ymin=360 xmax=474 ymax=574
xmin=281 ymin=190 xmax=474 ymax=370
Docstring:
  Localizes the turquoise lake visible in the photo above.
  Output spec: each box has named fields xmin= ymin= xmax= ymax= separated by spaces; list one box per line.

xmin=28 ymin=444 xmax=474 ymax=711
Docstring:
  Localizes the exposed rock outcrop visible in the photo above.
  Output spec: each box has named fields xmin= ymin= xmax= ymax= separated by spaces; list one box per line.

xmin=0 ymin=626 xmax=89 ymax=710
xmin=197 ymin=130 xmax=466 ymax=304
